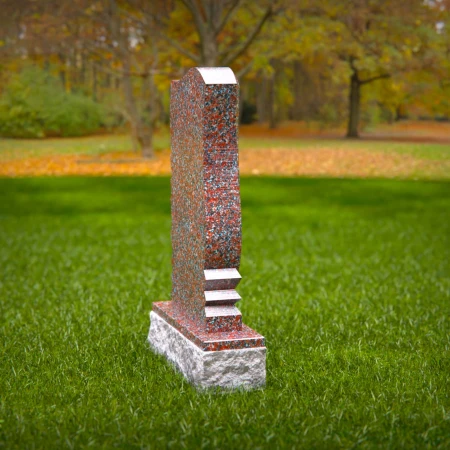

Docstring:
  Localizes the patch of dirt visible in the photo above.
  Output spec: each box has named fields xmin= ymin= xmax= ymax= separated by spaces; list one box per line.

xmin=1 ymin=147 xmax=448 ymax=179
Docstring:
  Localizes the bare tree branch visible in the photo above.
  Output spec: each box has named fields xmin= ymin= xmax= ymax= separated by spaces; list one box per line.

xmin=198 ymin=0 xmax=210 ymax=22
xmin=221 ymin=4 xmax=273 ymax=66
xmin=179 ymin=0 xmax=196 ymax=11
xmin=94 ymin=62 xmax=149 ymax=78
xmin=159 ymin=31 xmax=201 ymax=63
xmin=349 ymin=55 xmax=357 ymax=73
xmin=236 ymin=58 xmax=254 ymax=78
xmin=179 ymin=0 xmax=208 ymax=42
xmin=360 ymin=73 xmax=390 ymax=84
xmin=129 ymin=4 xmax=200 ymax=63
xmin=215 ymin=0 xmax=241 ymax=37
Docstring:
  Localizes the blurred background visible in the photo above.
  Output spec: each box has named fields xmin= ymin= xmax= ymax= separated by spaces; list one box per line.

xmin=0 ymin=0 xmax=449 ymax=176
xmin=1 ymin=3 xmax=450 ymax=448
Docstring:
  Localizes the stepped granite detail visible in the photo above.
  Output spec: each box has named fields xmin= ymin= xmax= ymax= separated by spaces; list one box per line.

xmin=148 ymin=67 xmax=266 ymax=389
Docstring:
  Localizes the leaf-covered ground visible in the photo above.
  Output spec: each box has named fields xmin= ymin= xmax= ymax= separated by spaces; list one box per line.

xmin=1 ymin=177 xmax=449 ymax=449
xmin=1 ymin=121 xmax=449 ymax=179
xmin=1 ymin=143 xmax=449 ymax=179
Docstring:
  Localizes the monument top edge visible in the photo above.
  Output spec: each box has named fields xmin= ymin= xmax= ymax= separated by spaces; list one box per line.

xmin=195 ymin=67 xmax=237 ymax=85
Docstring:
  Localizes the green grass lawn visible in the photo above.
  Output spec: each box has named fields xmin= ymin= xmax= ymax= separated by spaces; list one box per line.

xmin=239 ymin=137 xmax=450 ymax=161
xmin=0 ymin=134 xmax=169 ymax=161
xmin=1 ymin=132 xmax=449 ymax=162
xmin=1 ymin=177 xmax=449 ymax=449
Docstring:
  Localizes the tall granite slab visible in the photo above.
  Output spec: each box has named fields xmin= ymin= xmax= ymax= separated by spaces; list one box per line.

xmin=148 ymin=67 xmax=266 ymax=389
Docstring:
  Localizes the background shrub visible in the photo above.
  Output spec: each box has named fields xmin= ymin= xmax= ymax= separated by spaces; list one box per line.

xmin=0 ymin=66 xmax=104 ymax=138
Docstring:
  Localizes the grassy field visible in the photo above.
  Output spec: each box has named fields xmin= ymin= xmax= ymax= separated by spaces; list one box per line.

xmin=1 ymin=129 xmax=450 ymax=162
xmin=0 ymin=134 xmax=141 ymax=161
xmin=1 ymin=177 xmax=449 ymax=449
xmin=1 ymin=133 xmax=449 ymax=179
xmin=239 ymin=137 xmax=450 ymax=161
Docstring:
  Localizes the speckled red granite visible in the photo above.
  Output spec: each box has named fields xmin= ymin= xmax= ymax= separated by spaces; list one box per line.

xmin=153 ymin=301 xmax=264 ymax=351
xmin=155 ymin=67 xmax=264 ymax=347
xmin=170 ymin=71 xmax=206 ymax=324
xmin=205 ymin=305 xmax=242 ymax=333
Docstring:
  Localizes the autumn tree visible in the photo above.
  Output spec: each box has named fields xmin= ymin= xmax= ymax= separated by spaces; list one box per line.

xmin=147 ymin=0 xmax=276 ymax=76
xmin=98 ymin=0 xmax=160 ymax=157
xmin=0 ymin=0 xmax=166 ymax=157
xmin=1 ymin=0 xmax=449 ymax=142
xmin=323 ymin=0 xmax=442 ymax=137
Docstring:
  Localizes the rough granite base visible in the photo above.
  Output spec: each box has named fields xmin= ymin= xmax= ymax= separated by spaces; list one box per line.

xmin=148 ymin=311 xmax=266 ymax=389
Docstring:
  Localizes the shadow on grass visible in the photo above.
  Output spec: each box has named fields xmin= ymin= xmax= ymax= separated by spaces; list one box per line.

xmin=241 ymin=177 xmax=450 ymax=220
xmin=0 ymin=176 xmax=449 ymax=219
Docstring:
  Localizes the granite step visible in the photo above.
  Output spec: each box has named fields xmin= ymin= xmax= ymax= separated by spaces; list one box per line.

xmin=204 ymin=289 xmax=241 ymax=305
xmin=204 ymin=268 xmax=241 ymax=291
xmin=205 ymin=305 xmax=242 ymax=333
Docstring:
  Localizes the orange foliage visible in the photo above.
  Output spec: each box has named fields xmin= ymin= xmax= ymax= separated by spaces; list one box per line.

xmin=1 ymin=147 xmax=448 ymax=179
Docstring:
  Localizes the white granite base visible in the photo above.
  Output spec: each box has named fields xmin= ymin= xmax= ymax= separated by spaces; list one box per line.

xmin=148 ymin=311 xmax=266 ymax=389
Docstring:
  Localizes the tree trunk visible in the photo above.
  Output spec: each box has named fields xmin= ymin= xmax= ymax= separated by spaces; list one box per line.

xmin=256 ymin=77 xmax=270 ymax=124
xmin=395 ymin=104 xmax=407 ymax=121
xmin=268 ymin=71 xmax=276 ymax=129
xmin=292 ymin=60 xmax=304 ymax=121
xmin=58 ymin=54 xmax=66 ymax=91
xmin=92 ymin=62 xmax=97 ymax=101
xmin=79 ymin=51 xmax=86 ymax=86
xmin=122 ymin=57 xmax=154 ymax=159
xmin=239 ymin=81 xmax=245 ymax=123
xmin=105 ymin=68 xmax=111 ymax=88
xmin=346 ymin=72 xmax=361 ymax=138
xmin=201 ymin=30 xmax=218 ymax=66
xmin=138 ymin=126 xmax=154 ymax=159
xmin=143 ymin=71 xmax=159 ymax=159
xmin=107 ymin=0 xmax=154 ymax=158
